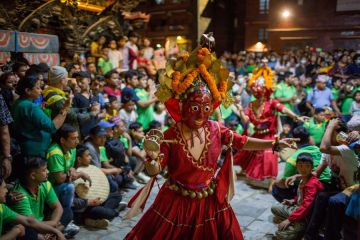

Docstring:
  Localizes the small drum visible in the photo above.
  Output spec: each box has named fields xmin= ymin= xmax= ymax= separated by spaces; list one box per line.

xmin=74 ymin=165 xmax=110 ymax=204
xmin=143 ymin=129 xmax=164 ymax=152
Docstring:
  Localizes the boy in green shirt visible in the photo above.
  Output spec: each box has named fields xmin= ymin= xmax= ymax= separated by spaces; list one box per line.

xmin=135 ymin=73 xmax=157 ymax=130
xmin=303 ymin=108 xmax=327 ymax=146
xmin=272 ymin=126 xmax=331 ymax=203
xmin=97 ymin=48 xmax=113 ymax=75
xmin=0 ymin=172 xmax=64 ymax=239
xmin=11 ymin=156 xmax=64 ymax=237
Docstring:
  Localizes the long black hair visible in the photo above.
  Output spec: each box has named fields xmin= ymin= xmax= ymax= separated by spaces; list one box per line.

xmin=15 ymin=74 xmax=39 ymax=97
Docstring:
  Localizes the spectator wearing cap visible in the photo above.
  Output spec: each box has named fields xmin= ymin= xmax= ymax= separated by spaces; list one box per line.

xmin=84 ymin=124 xmax=124 ymax=192
xmin=12 ymin=74 xmax=70 ymax=158
xmin=119 ymin=87 xmax=138 ymax=129
xmin=306 ymin=74 xmax=340 ymax=115
xmin=303 ymin=108 xmax=327 ymax=146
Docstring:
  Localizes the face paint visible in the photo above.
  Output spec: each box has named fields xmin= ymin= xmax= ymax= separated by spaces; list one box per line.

xmin=182 ymin=93 xmax=213 ymax=129
xmin=251 ymin=82 xmax=266 ymax=99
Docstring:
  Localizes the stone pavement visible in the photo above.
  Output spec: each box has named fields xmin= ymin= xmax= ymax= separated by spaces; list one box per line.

xmin=76 ymin=163 xmax=285 ymax=240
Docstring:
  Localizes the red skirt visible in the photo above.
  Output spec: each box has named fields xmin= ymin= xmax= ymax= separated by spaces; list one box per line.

xmin=125 ymin=186 xmax=244 ymax=240
xmin=234 ymin=134 xmax=278 ymax=181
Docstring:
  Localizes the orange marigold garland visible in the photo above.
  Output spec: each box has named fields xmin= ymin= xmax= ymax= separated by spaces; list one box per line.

xmin=177 ymin=69 xmax=198 ymax=95
xmin=197 ymin=48 xmax=211 ymax=62
xmin=199 ymin=64 xmax=221 ymax=101
xmin=218 ymin=80 xmax=228 ymax=99
xmin=171 ymin=71 xmax=181 ymax=93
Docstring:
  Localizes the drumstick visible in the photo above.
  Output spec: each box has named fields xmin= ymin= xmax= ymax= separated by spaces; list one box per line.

xmin=161 ymin=139 xmax=177 ymax=144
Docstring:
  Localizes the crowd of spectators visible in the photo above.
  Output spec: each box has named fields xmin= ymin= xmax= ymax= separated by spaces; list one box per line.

xmin=0 ymin=32 xmax=359 ymax=239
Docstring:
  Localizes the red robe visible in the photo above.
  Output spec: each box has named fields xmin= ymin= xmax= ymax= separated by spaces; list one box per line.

xmin=125 ymin=120 xmax=248 ymax=240
xmin=234 ymin=99 xmax=284 ymax=180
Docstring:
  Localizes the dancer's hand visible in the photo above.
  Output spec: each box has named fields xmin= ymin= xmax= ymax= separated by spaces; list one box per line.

xmin=278 ymin=138 xmax=299 ymax=150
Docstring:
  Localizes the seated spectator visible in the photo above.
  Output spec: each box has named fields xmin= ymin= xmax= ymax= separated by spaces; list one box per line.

xmin=304 ymin=118 xmax=359 ymax=240
xmin=0 ymin=172 xmax=64 ymax=239
xmin=85 ymin=125 xmax=124 ymax=192
xmin=105 ymin=95 xmax=120 ymax=121
xmin=103 ymin=70 xmax=121 ymax=101
xmin=280 ymin=123 xmax=293 ymax=139
xmin=12 ymin=74 xmax=69 ymax=157
xmin=272 ymin=126 xmax=331 ymax=203
xmin=306 ymin=75 xmax=340 ymax=115
xmin=0 ymin=93 xmax=13 ymax=179
xmin=90 ymin=75 xmax=106 ymax=107
xmin=113 ymin=118 xmax=132 ymax=159
xmin=303 ymin=108 xmax=327 ymax=146
xmin=124 ymin=70 xmax=139 ymax=89
xmin=128 ymin=122 xmax=150 ymax=184
xmin=73 ymin=144 xmax=124 ymax=229
xmin=10 ymin=156 xmax=66 ymax=238
xmin=86 ymin=62 xmax=97 ymax=81
xmin=46 ymin=124 xmax=90 ymax=231
xmin=271 ymin=153 xmax=324 ymax=240
xmin=119 ymin=88 xmax=138 ymax=129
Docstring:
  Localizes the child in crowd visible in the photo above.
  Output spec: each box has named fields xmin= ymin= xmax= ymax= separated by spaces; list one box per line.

xmin=303 ymin=108 xmax=327 ymax=146
xmin=73 ymin=144 xmax=124 ymax=229
xmin=119 ymin=88 xmax=138 ymax=129
xmin=108 ymin=40 xmax=123 ymax=70
xmin=280 ymin=123 xmax=293 ymax=139
xmin=153 ymin=101 xmax=167 ymax=128
xmin=97 ymin=48 xmax=113 ymax=75
xmin=134 ymin=73 xmax=157 ymax=130
xmin=105 ymin=95 xmax=120 ymax=121
xmin=271 ymin=153 xmax=324 ymax=240
xmin=103 ymin=70 xmax=121 ymax=101
xmin=128 ymin=122 xmax=150 ymax=184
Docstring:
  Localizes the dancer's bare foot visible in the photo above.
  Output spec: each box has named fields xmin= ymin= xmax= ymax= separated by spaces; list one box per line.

xmin=268 ymin=178 xmax=275 ymax=193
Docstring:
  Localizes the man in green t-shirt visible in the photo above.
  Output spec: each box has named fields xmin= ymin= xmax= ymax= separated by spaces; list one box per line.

xmin=0 ymin=172 xmax=64 ymax=239
xmin=46 ymin=124 xmax=90 ymax=231
xmin=10 ymin=157 xmax=63 ymax=235
xmin=272 ymin=126 xmax=331 ymax=203
xmin=303 ymin=108 xmax=327 ymax=146
xmin=274 ymin=74 xmax=297 ymax=124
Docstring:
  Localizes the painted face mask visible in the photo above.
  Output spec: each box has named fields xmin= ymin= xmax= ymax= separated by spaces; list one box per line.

xmin=181 ymin=92 xmax=213 ymax=129
xmin=251 ymin=82 xmax=266 ymax=99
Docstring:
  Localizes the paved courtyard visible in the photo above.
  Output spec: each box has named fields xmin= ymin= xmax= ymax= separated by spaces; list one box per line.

xmin=76 ymin=163 xmax=285 ymax=240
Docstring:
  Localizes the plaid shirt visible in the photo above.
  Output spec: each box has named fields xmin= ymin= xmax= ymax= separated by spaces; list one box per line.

xmin=0 ymin=94 xmax=12 ymax=126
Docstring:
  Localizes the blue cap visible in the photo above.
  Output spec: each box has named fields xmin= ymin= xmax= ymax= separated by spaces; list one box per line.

xmin=89 ymin=126 xmax=107 ymax=136
xmin=349 ymin=140 xmax=360 ymax=150
xmin=121 ymin=87 xmax=139 ymax=103
xmin=98 ymin=120 xmax=115 ymax=129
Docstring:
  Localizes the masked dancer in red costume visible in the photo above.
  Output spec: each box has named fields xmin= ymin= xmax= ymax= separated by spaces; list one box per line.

xmin=124 ymin=34 xmax=297 ymax=240
xmin=234 ymin=64 xmax=307 ymax=191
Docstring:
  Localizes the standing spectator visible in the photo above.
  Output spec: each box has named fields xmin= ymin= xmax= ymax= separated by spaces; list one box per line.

xmin=108 ymin=40 xmax=123 ymax=70
xmin=126 ymin=32 xmax=139 ymax=70
xmin=12 ymin=74 xmax=70 ymax=158
xmin=306 ymin=74 xmax=340 ymax=115
xmin=0 ymin=94 xmax=13 ymax=179
xmin=90 ymin=35 xmax=106 ymax=60
xmin=303 ymin=108 xmax=327 ymax=146
xmin=118 ymin=36 xmax=129 ymax=71
xmin=97 ymin=48 xmax=113 ymax=75
xmin=0 ymin=72 xmax=17 ymax=108
xmin=12 ymin=62 xmax=29 ymax=83
xmin=274 ymin=73 xmax=297 ymax=125
xmin=134 ymin=74 xmax=157 ymax=130
xmin=142 ymin=38 xmax=154 ymax=60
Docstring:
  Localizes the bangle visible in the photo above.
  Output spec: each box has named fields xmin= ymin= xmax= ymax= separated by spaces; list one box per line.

xmin=272 ymin=135 xmax=280 ymax=154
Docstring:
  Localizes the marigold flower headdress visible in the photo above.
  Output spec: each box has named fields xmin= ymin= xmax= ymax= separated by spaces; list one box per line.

xmin=247 ymin=64 xmax=275 ymax=98
xmin=155 ymin=33 xmax=234 ymax=122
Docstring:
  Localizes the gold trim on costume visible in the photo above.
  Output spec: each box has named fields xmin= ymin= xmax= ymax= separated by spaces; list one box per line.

xmin=151 ymin=206 xmax=230 ymax=228
xmin=175 ymin=123 xmax=214 ymax=173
